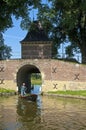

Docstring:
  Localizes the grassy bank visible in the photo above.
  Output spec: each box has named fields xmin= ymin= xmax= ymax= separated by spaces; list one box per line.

xmin=0 ymin=88 xmax=15 ymax=93
xmin=31 ymin=79 xmax=42 ymax=85
xmin=48 ymin=90 xmax=86 ymax=97
xmin=31 ymin=73 xmax=42 ymax=85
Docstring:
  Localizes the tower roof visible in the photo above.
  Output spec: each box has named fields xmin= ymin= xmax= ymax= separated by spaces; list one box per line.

xmin=21 ymin=21 xmax=50 ymax=43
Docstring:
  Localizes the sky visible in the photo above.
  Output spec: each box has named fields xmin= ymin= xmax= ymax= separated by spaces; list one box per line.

xmin=3 ymin=18 xmax=27 ymax=59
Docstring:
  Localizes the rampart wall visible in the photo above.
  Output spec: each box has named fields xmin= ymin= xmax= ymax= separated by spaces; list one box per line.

xmin=0 ymin=59 xmax=86 ymax=92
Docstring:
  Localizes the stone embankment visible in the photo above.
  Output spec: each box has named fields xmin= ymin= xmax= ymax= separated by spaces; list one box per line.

xmin=0 ymin=92 xmax=17 ymax=97
xmin=43 ymin=93 xmax=86 ymax=100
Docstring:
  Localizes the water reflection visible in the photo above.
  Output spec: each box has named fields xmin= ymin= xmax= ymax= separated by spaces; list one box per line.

xmin=0 ymin=95 xmax=86 ymax=130
xmin=41 ymin=96 xmax=86 ymax=130
xmin=31 ymin=85 xmax=41 ymax=94
xmin=16 ymin=97 xmax=42 ymax=130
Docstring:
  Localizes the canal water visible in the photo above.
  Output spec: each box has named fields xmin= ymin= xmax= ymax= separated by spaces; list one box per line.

xmin=0 ymin=86 xmax=86 ymax=130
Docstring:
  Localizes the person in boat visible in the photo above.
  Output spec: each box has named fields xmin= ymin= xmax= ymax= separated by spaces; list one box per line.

xmin=21 ymin=83 xmax=27 ymax=96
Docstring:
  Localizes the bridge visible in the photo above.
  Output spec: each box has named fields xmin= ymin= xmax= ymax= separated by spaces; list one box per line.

xmin=0 ymin=59 xmax=86 ymax=92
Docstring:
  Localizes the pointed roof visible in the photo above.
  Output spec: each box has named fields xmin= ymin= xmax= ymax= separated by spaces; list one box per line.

xmin=21 ymin=21 xmax=50 ymax=43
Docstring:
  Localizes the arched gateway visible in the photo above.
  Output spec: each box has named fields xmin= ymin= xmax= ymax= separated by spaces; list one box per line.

xmin=0 ymin=21 xmax=86 ymax=92
xmin=17 ymin=64 xmax=41 ymax=93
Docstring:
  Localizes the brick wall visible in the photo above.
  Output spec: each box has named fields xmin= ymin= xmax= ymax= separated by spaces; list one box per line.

xmin=0 ymin=59 xmax=86 ymax=92
xmin=21 ymin=42 xmax=52 ymax=59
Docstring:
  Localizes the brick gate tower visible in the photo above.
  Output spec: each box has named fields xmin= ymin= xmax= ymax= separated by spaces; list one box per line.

xmin=20 ymin=21 xmax=52 ymax=59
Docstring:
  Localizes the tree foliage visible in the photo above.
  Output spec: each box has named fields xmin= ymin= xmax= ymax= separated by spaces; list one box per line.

xmin=37 ymin=0 xmax=86 ymax=63
xmin=0 ymin=32 xmax=12 ymax=59
xmin=0 ymin=0 xmax=41 ymax=31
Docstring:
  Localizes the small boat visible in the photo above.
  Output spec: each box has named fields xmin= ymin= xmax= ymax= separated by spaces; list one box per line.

xmin=19 ymin=94 xmax=38 ymax=102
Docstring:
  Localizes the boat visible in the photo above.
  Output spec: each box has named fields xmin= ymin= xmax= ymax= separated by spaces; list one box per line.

xmin=19 ymin=94 xmax=38 ymax=102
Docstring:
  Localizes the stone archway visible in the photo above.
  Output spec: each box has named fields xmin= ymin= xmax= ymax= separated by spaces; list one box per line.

xmin=16 ymin=64 xmax=41 ymax=93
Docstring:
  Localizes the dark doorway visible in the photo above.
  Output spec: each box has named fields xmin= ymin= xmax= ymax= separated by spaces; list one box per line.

xmin=17 ymin=64 xmax=41 ymax=93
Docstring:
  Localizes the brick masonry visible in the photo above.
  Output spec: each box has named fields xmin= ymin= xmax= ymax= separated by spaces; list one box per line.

xmin=0 ymin=59 xmax=86 ymax=92
xmin=21 ymin=42 xmax=52 ymax=59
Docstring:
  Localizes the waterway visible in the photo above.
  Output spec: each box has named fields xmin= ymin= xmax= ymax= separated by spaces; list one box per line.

xmin=0 ymin=87 xmax=86 ymax=130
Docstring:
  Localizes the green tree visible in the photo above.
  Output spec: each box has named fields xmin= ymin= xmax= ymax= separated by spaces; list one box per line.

xmin=0 ymin=0 xmax=41 ymax=32
xmin=0 ymin=32 xmax=12 ymax=59
xmin=37 ymin=0 xmax=86 ymax=63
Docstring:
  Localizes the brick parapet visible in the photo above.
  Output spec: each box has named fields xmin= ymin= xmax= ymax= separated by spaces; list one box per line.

xmin=0 ymin=59 xmax=86 ymax=91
